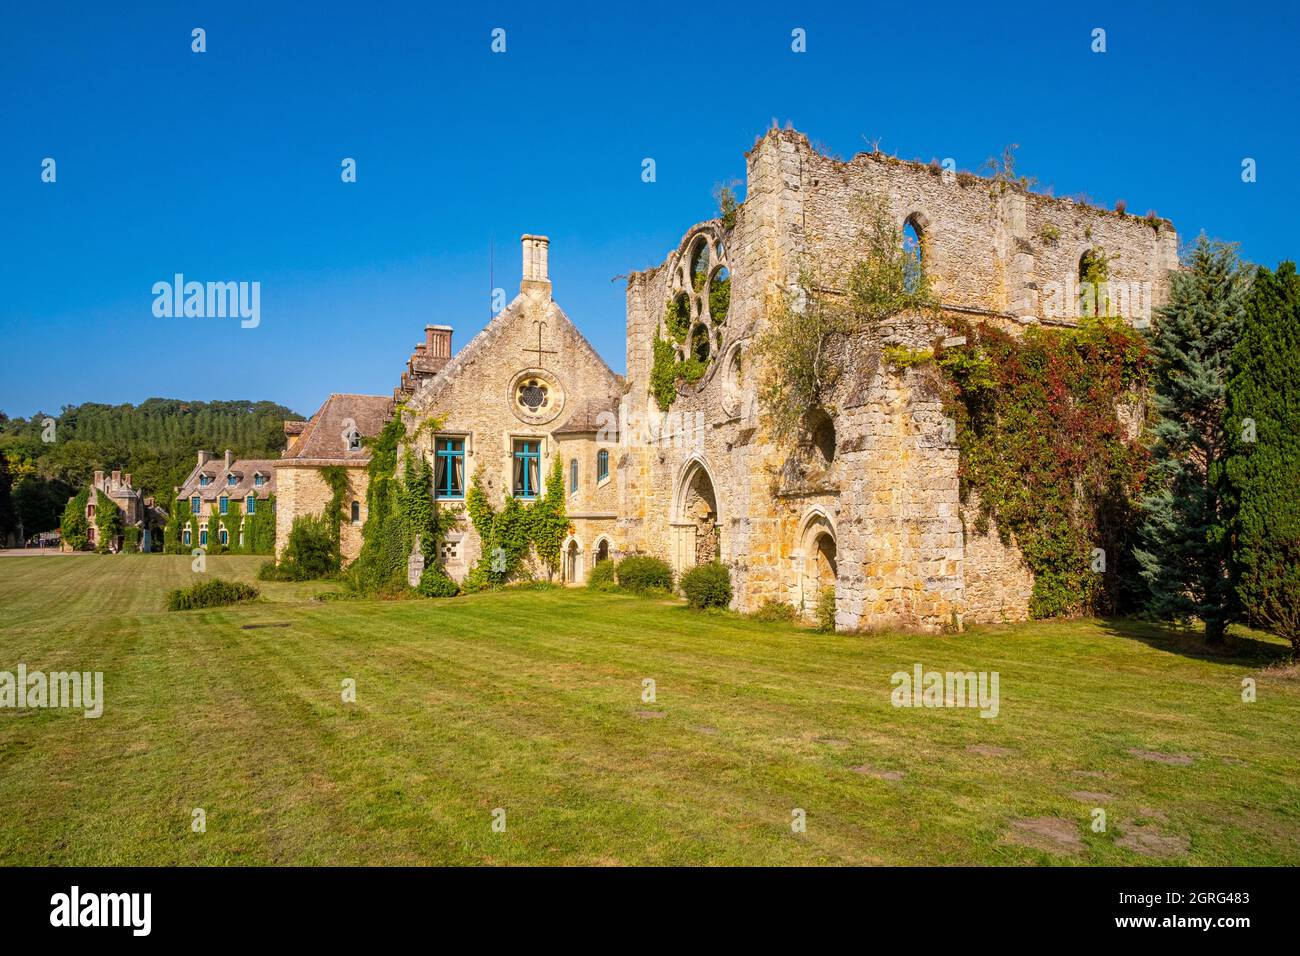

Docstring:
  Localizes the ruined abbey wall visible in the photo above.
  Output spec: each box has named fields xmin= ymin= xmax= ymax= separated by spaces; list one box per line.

xmin=619 ymin=129 xmax=1178 ymax=631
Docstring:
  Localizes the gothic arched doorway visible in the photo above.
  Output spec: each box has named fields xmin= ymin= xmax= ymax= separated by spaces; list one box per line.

xmin=671 ymin=458 xmax=721 ymax=575
xmin=564 ymin=538 xmax=581 ymax=585
xmin=796 ymin=509 xmax=838 ymax=617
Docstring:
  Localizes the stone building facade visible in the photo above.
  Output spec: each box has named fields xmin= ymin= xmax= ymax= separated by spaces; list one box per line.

xmin=175 ymin=449 xmax=278 ymax=551
xmin=74 ymin=470 xmax=165 ymax=552
xmin=275 ymin=128 xmax=1177 ymax=631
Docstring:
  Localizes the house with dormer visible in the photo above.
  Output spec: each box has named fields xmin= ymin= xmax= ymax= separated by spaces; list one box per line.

xmin=173 ymin=449 xmax=278 ymax=552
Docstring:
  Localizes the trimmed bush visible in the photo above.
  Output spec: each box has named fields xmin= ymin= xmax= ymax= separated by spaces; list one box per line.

xmin=616 ymin=555 xmax=673 ymax=593
xmin=167 ymin=578 xmax=259 ymax=611
xmin=587 ymin=559 xmax=617 ymax=591
xmin=416 ymin=567 xmax=460 ymax=598
xmin=680 ymin=562 xmax=732 ymax=609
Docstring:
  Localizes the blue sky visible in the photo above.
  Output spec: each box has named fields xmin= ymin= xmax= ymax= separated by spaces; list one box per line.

xmin=2 ymin=0 xmax=1296 ymax=418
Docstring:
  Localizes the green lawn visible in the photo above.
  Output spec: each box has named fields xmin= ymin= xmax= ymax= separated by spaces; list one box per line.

xmin=0 ymin=554 xmax=1296 ymax=865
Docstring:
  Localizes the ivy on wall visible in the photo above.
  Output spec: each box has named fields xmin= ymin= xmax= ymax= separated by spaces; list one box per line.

xmin=60 ymin=488 xmax=90 ymax=551
xmin=164 ymin=493 xmax=276 ymax=554
xmin=464 ymin=456 xmax=568 ymax=588
xmin=93 ymin=489 xmax=122 ymax=553
xmin=347 ymin=412 xmax=456 ymax=597
xmin=938 ymin=316 xmax=1151 ymax=618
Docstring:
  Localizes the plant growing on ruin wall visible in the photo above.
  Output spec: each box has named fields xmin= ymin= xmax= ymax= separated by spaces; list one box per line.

xmin=753 ymin=194 xmax=937 ymax=446
xmin=939 ymin=316 xmax=1152 ymax=618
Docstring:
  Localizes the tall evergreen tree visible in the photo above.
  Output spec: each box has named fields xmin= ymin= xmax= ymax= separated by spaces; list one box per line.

xmin=1134 ymin=237 xmax=1250 ymax=644
xmin=1224 ymin=262 xmax=1300 ymax=654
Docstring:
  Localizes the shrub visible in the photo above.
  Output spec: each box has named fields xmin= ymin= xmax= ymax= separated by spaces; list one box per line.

xmin=416 ymin=567 xmax=460 ymax=598
xmin=750 ymin=599 xmax=798 ymax=623
xmin=680 ymin=562 xmax=732 ymax=609
xmin=60 ymin=489 xmax=90 ymax=551
xmin=814 ymin=586 xmax=837 ymax=632
xmin=268 ymin=514 xmax=338 ymax=581
xmin=167 ymin=578 xmax=259 ymax=611
xmin=616 ymin=555 xmax=674 ymax=593
xmin=587 ymin=559 xmax=617 ymax=591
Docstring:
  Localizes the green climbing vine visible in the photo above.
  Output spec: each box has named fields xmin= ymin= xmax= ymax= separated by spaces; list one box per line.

xmin=93 ymin=489 xmax=121 ymax=553
xmin=60 ymin=488 xmax=90 ymax=551
xmin=464 ymin=457 xmax=568 ymax=589
xmin=346 ymin=412 xmax=457 ymax=597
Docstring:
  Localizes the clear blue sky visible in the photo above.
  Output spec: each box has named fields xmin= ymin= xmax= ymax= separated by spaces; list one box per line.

xmin=2 ymin=0 xmax=1296 ymax=418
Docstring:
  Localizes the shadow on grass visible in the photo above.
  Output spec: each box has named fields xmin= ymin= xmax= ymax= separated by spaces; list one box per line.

xmin=1096 ymin=616 xmax=1292 ymax=666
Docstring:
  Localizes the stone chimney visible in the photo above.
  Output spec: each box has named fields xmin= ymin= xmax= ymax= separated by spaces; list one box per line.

xmin=425 ymin=324 xmax=452 ymax=360
xmin=94 ymin=470 xmax=104 ymax=488
xmin=224 ymin=449 xmax=233 ymax=471
xmin=197 ymin=450 xmax=211 ymax=467
xmin=124 ymin=473 xmax=132 ymax=488
xmin=521 ymin=234 xmax=551 ymax=297
xmin=111 ymin=470 xmax=121 ymax=486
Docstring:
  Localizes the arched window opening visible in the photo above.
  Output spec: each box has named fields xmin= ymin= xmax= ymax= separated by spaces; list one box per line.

xmin=569 ymin=458 xmax=578 ymax=495
xmin=709 ymin=266 xmax=731 ymax=324
xmin=805 ymin=408 xmax=837 ymax=468
xmin=1078 ymin=247 xmax=1110 ymax=318
xmin=902 ymin=217 xmax=924 ymax=293
xmin=350 ymin=500 xmax=361 ymax=524
xmin=596 ymin=448 xmax=610 ymax=483
xmin=689 ymin=237 xmax=710 ymax=291
xmin=596 ymin=539 xmax=610 ymax=563
xmin=691 ymin=325 xmax=711 ymax=364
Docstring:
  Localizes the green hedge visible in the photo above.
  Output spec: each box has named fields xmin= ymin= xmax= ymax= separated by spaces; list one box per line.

xmin=166 ymin=578 xmax=259 ymax=611
xmin=680 ymin=562 xmax=732 ymax=609
xmin=587 ymin=559 xmax=617 ymax=591
xmin=616 ymin=555 xmax=674 ymax=593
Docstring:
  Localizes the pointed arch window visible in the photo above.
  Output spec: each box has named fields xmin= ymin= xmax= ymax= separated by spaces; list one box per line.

xmin=570 ymin=458 xmax=578 ymax=495
xmin=902 ymin=217 xmax=924 ymax=293
xmin=597 ymin=449 xmax=610 ymax=483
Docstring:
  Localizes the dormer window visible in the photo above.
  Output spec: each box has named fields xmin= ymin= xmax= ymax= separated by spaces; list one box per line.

xmin=227 ymin=474 xmax=237 ymax=487
xmin=199 ymin=475 xmax=210 ymax=487
xmin=345 ymin=428 xmax=362 ymax=452
xmin=254 ymin=474 xmax=264 ymax=487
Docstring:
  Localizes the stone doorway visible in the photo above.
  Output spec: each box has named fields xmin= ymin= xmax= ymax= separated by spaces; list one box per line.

xmin=672 ymin=459 xmax=720 ymax=574
xmin=564 ymin=539 xmax=581 ymax=585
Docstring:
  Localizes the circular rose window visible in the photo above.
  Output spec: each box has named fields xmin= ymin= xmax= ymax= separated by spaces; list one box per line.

xmin=508 ymin=369 xmax=564 ymax=425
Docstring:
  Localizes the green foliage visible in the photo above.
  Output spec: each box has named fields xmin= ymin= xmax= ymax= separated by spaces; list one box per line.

xmin=714 ymin=180 xmax=740 ymax=231
xmin=166 ymin=578 xmax=259 ymax=611
xmin=665 ymin=295 xmax=690 ymax=343
xmin=615 ymin=555 xmax=674 ymax=593
xmin=680 ymin=562 xmax=732 ymax=609
xmin=464 ymin=458 xmax=568 ymax=586
xmin=93 ymin=490 xmax=122 ymax=553
xmin=0 ymin=399 xmax=301 ymax=532
xmin=814 ymin=586 xmax=837 ymax=632
xmin=749 ymin=599 xmax=799 ymax=623
xmin=882 ymin=346 xmax=935 ymax=369
xmin=270 ymin=514 xmax=339 ymax=581
xmin=943 ymin=317 xmax=1152 ymax=618
xmin=348 ymin=414 xmax=452 ymax=597
xmin=1134 ymin=237 xmax=1250 ymax=643
xmin=709 ymin=273 xmax=731 ymax=323
xmin=650 ymin=336 xmax=681 ymax=410
xmin=416 ymin=566 xmax=460 ymax=598
xmin=1225 ymin=261 xmax=1300 ymax=653
xmin=1078 ymin=247 xmax=1112 ymax=317
xmin=587 ymin=559 xmax=617 ymax=591
xmin=754 ymin=194 xmax=937 ymax=446
xmin=60 ymin=488 xmax=90 ymax=551
xmin=123 ymin=525 xmax=141 ymax=553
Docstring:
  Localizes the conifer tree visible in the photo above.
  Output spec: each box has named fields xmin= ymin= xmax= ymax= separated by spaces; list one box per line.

xmin=1134 ymin=237 xmax=1250 ymax=644
xmin=1224 ymin=262 xmax=1300 ymax=654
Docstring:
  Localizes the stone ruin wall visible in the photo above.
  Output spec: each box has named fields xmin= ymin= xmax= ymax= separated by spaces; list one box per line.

xmin=623 ymin=129 xmax=1176 ymax=631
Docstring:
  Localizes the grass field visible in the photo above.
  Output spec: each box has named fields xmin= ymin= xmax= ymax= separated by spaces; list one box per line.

xmin=0 ymin=554 xmax=1296 ymax=865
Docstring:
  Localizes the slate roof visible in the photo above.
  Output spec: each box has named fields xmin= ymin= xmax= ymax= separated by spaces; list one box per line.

xmin=553 ymin=398 xmax=621 ymax=436
xmin=176 ymin=455 xmax=278 ymax=503
xmin=275 ymin=393 xmax=393 ymax=466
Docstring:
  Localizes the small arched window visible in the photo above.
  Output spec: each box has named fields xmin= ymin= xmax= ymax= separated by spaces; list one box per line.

xmin=350 ymin=500 xmax=361 ymax=524
xmin=596 ymin=449 xmax=610 ymax=483
xmin=182 ymin=529 xmax=191 ymax=546
xmin=902 ymin=217 xmax=923 ymax=293
xmin=570 ymin=458 xmax=578 ymax=494
xmin=219 ymin=528 xmax=228 ymax=546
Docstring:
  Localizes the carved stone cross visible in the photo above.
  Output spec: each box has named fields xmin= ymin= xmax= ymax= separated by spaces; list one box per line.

xmin=523 ymin=318 xmax=557 ymax=365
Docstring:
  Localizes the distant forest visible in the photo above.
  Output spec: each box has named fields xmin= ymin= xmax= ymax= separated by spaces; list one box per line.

xmin=0 ymin=399 xmax=303 ymax=541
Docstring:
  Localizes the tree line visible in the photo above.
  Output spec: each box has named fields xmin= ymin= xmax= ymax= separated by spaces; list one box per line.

xmin=0 ymin=398 xmax=301 ymax=542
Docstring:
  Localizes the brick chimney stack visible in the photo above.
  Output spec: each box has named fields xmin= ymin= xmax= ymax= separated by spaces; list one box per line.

xmin=124 ymin=473 xmax=133 ymax=488
xmin=111 ymin=470 xmax=121 ymax=486
xmin=94 ymin=470 xmax=104 ymax=487
xmin=224 ymin=449 xmax=232 ymax=470
xmin=425 ymin=324 xmax=452 ymax=360
xmin=197 ymin=450 xmax=210 ymax=467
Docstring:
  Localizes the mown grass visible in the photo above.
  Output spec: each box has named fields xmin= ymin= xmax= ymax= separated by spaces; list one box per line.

xmin=0 ymin=554 xmax=1296 ymax=865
